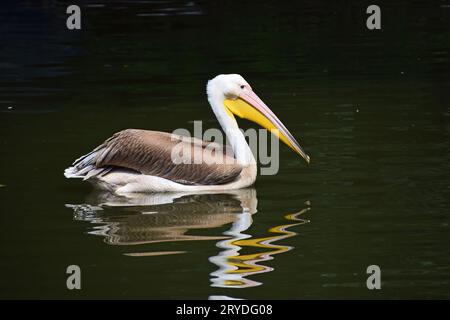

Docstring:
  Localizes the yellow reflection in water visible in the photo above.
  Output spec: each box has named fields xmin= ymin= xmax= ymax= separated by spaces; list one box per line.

xmin=67 ymin=189 xmax=311 ymax=288
xmin=209 ymin=207 xmax=310 ymax=288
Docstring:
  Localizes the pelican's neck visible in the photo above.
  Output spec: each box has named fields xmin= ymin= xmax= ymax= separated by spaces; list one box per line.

xmin=207 ymin=89 xmax=255 ymax=166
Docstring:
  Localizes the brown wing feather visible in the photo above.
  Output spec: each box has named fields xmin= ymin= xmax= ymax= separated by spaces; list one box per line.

xmin=77 ymin=129 xmax=242 ymax=185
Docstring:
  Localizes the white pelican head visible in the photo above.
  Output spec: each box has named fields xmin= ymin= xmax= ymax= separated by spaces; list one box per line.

xmin=207 ymin=74 xmax=310 ymax=163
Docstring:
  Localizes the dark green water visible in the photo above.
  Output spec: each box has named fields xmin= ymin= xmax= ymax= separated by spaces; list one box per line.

xmin=1 ymin=1 xmax=450 ymax=299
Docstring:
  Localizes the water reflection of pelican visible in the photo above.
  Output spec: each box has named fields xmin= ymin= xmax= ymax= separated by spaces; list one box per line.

xmin=66 ymin=189 xmax=310 ymax=286
xmin=66 ymin=189 xmax=257 ymax=252
xmin=209 ymin=206 xmax=310 ymax=288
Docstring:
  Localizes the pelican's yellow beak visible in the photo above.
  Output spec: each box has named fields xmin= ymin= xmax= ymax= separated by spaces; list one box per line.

xmin=224 ymin=90 xmax=310 ymax=163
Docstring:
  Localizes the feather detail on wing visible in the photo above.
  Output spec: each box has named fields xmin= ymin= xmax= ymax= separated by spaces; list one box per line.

xmin=65 ymin=129 xmax=242 ymax=186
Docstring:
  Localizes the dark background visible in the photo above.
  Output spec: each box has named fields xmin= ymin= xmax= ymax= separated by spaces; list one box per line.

xmin=0 ymin=0 xmax=449 ymax=299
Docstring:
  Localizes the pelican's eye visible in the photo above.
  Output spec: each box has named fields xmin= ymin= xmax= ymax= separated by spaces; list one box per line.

xmin=240 ymin=85 xmax=245 ymax=89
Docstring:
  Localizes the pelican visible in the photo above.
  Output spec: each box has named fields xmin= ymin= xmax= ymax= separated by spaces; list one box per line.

xmin=64 ymin=74 xmax=309 ymax=194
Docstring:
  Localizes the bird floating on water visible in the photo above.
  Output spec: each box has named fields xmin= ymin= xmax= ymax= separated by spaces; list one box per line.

xmin=64 ymin=74 xmax=309 ymax=194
